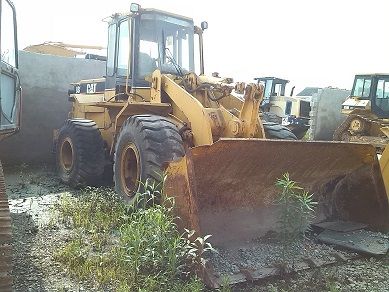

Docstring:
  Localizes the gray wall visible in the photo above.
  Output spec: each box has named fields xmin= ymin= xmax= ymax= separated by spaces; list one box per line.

xmin=0 ymin=51 xmax=106 ymax=165
xmin=308 ymin=87 xmax=351 ymax=141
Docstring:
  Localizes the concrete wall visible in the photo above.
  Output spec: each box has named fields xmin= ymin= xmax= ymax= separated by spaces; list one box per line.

xmin=308 ymin=87 xmax=351 ymax=141
xmin=0 ymin=51 xmax=106 ymax=165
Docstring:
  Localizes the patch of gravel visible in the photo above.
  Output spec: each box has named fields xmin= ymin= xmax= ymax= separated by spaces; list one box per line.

xmin=238 ymin=255 xmax=389 ymax=292
xmin=5 ymin=165 xmax=102 ymax=291
xmin=3 ymin=164 xmax=389 ymax=291
xmin=209 ymin=234 xmax=358 ymax=277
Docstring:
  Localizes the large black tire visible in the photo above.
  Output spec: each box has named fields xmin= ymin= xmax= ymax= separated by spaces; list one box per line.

xmin=56 ymin=119 xmax=105 ymax=187
xmin=263 ymin=121 xmax=297 ymax=140
xmin=114 ymin=115 xmax=185 ymax=202
xmin=262 ymin=112 xmax=282 ymax=124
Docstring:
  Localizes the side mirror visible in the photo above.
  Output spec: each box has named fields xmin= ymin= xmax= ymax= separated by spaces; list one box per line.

xmin=130 ymin=3 xmax=141 ymax=13
xmin=201 ymin=21 xmax=208 ymax=31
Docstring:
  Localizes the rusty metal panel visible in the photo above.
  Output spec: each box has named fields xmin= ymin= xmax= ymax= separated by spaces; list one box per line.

xmin=164 ymin=139 xmax=389 ymax=286
xmin=0 ymin=162 xmax=12 ymax=292
xmin=166 ymin=139 xmax=388 ymax=243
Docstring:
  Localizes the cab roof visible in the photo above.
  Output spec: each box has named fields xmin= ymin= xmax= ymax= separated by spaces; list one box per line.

xmin=254 ymin=77 xmax=289 ymax=83
xmin=107 ymin=7 xmax=193 ymax=25
xmin=355 ymin=73 xmax=389 ymax=78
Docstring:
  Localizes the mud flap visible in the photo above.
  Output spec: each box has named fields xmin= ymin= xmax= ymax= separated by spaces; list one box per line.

xmin=164 ymin=139 xmax=389 ymax=287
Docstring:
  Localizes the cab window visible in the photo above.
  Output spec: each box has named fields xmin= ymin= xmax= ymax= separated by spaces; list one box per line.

xmin=375 ymin=78 xmax=389 ymax=116
xmin=352 ymin=77 xmax=371 ymax=99
xmin=117 ymin=20 xmax=130 ymax=77
xmin=263 ymin=80 xmax=273 ymax=98
xmin=273 ymin=83 xmax=283 ymax=96
xmin=376 ymin=79 xmax=389 ymax=99
xmin=1 ymin=0 xmax=17 ymax=67
xmin=106 ymin=24 xmax=117 ymax=77
xmin=362 ymin=79 xmax=371 ymax=98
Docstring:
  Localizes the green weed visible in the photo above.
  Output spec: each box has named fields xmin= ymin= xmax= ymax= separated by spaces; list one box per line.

xmin=54 ymin=180 xmax=209 ymax=291
xmin=275 ymin=173 xmax=317 ymax=269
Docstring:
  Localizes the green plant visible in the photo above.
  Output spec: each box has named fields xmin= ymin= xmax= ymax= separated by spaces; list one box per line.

xmin=54 ymin=182 xmax=212 ymax=291
xmin=180 ymin=229 xmax=217 ymax=277
xmin=275 ymin=173 xmax=317 ymax=267
xmin=219 ymin=275 xmax=232 ymax=292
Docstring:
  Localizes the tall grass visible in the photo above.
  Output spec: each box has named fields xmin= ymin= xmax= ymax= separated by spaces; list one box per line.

xmin=53 ymin=183 xmax=213 ymax=291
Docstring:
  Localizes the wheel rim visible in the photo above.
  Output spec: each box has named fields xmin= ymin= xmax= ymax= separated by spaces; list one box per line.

xmin=120 ymin=143 xmax=140 ymax=197
xmin=350 ymin=118 xmax=364 ymax=133
xmin=60 ymin=138 xmax=74 ymax=171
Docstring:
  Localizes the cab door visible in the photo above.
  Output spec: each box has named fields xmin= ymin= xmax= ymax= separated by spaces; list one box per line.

xmin=0 ymin=0 xmax=20 ymax=137
xmin=373 ymin=76 xmax=389 ymax=118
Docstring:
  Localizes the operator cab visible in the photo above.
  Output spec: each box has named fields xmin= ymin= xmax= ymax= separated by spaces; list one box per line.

xmin=255 ymin=77 xmax=289 ymax=99
xmin=346 ymin=74 xmax=389 ymax=118
xmin=254 ymin=77 xmax=289 ymax=111
xmin=105 ymin=3 xmax=200 ymax=93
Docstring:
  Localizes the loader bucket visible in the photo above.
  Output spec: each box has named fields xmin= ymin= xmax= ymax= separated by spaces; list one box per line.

xmin=164 ymin=139 xmax=389 ymax=287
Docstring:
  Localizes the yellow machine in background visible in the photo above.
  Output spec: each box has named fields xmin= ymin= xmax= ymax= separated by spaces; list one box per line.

xmin=334 ymin=74 xmax=389 ymax=152
xmin=24 ymin=42 xmax=106 ymax=60
xmin=54 ymin=3 xmax=388 ymax=287
xmin=0 ymin=0 xmax=21 ymax=290
xmin=255 ymin=77 xmax=313 ymax=139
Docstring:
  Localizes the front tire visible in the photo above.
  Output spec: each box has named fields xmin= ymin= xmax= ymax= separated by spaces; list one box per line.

xmin=56 ymin=119 xmax=105 ymax=187
xmin=114 ymin=115 xmax=185 ymax=202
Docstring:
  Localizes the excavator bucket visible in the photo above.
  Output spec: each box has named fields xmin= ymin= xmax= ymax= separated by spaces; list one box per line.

xmin=164 ymin=139 xmax=389 ymax=287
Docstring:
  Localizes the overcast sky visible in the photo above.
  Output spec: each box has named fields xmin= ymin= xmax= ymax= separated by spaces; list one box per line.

xmin=12 ymin=0 xmax=389 ymax=92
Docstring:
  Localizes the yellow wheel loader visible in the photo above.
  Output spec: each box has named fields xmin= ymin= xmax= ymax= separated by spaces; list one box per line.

xmin=255 ymin=76 xmax=312 ymax=139
xmin=0 ymin=0 xmax=21 ymax=290
xmin=334 ymin=74 xmax=389 ymax=152
xmin=55 ymin=3 xmax=389 ymax=287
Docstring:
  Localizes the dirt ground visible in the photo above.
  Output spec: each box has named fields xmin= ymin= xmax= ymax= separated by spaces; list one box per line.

xmin=4 ymin=164 xmax=389 ymax=292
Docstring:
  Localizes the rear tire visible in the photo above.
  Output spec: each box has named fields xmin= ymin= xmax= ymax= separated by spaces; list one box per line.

xmin=56 ymin=119 xmax=105 ymax=187
xmin=114 ymin=115 xmax=185 ymax=202
xmin=263 ymin=121 xmax=297 ymax=140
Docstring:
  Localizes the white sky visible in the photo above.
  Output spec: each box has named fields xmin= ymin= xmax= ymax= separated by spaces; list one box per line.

xmin=12 ymin=0 xmax=389 ymax=92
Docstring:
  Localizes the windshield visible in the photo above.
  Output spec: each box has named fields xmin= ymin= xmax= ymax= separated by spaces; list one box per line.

xmin=352 ymin=77 xmax=372 ymax=99
xmin=137 ymin=13 xmax=194 ymax=80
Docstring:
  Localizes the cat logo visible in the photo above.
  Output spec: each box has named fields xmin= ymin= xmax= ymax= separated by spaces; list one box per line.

xmin=86 ymin=83 xmax=97 ymax=94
